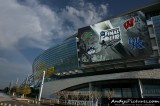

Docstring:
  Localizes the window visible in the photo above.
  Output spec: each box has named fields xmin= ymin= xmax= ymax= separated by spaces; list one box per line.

xmin=112 ymin=88 xmax=122 ymax=98
xmin=122 ymin=88 xmax=132 ymax=98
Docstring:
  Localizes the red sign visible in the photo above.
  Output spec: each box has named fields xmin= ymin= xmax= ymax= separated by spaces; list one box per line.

xmin=123 ymin=17 xmax=135 ymax=30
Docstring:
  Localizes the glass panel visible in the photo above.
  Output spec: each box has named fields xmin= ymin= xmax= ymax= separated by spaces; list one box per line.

xmin=122 ymin=88 xmax=132 ymax=98
xmin=112 ymin=88 xmax=122 ymax=98
xmin=152 ymin=15 xmax=160 ymax=48
xmin=33 ymin=36 xmax=79 ymax=79
xmin=143 ymin=85 xmax=160 ymax=94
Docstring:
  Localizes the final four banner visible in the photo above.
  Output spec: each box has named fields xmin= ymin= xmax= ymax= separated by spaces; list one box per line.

xmin=78 ymin=11 xmax=152 ymax=64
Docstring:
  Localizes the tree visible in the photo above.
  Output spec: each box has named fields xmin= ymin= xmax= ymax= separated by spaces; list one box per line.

xmin=30 ymin=87 xmax=39 ymax=98
xmin=94 ymin=92 xmax=102 ymax=106
xmin=3 ymin=87 xmax=9 ymax=94
xmin=17 ymin=86 xmax=31 ymax=97
xmin=105 ymin=90 xmax=113 ymax=106
xmin=55 ymin=91 xmax=63 ymax=104
xmin=11 ymin=86 xmax=18 ymax=96
xmin=62 ymin=91 xmax=69 ymax=105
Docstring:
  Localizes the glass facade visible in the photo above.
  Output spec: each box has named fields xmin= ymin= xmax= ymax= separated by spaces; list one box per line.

xmin=141 ymin=79 xmax=160 ymax=98
xmin=152 ymin=15 xmax=160 ymax=49
xmin=33 ymin=34 xmax=79 ymax=79
xmin=143 ymin=85 xmax=160 ymax=97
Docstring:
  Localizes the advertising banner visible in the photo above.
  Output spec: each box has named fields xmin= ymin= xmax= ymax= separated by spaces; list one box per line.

xmin=78 ymin=11 xmax=152 ymax=64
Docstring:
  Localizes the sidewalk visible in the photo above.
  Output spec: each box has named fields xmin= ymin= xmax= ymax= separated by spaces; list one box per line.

xmin=0 ymin=92 xmax=12 ymax=102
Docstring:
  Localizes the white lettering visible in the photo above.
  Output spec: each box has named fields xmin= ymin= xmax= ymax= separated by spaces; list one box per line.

xmin=100 ymin=27 xmax=121 ymax=46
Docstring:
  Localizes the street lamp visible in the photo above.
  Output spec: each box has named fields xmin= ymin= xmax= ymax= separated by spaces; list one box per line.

xmin=38 ymin=71 xmax=45 ymax=101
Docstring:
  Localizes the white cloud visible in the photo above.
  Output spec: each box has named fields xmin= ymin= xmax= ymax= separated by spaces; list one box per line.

xmin=60 ymin=0 xmax=109 ymax=33
xmin=0 ymin=0 xmax=60 ymax=49
xmin=0 ymin=0 xmax=108 ymax=50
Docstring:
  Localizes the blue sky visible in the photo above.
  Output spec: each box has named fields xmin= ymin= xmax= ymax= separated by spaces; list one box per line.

xmin=0 ymin=0 xmax=158 ymax=89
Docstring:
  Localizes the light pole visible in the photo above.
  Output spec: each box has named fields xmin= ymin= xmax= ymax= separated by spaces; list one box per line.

xmin=138 ymin=79 xmax=143 ymax=98
xmin=38 ymin=71 xmax=45 ymax=101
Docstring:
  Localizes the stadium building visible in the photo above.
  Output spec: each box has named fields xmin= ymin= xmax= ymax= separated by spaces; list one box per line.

xmin=32 ymin=2 xmax=160 ymax=105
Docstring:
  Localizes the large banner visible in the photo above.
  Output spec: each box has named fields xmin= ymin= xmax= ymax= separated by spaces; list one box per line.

xmin=78 ymin=11 xmax=152 ymax=65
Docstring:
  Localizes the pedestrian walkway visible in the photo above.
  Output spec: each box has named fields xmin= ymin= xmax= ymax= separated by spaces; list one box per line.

xmin=0 ymin=93 xmax=57 ymax=106
xmin=0 ymin=101 xmax=40 ymax=106
xmin=0 ymin=101 xmax=56 ymax=106
xmin=0 ymin=93 xmax=12 ymax=102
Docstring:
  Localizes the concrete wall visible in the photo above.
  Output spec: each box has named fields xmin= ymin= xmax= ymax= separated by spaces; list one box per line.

xmin=42 ymin=69 xmax=160 ymax=98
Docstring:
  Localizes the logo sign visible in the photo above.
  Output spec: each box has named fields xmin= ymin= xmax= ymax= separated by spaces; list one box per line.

xmin=81 ymin=32 xmax=92 ymax=42
xmin=123 ymin=17 xmax=135 ymax=30
xmin=128 ymin=37 xmax=145 ymax=49
xmin=99 ymin=27 xmax=121 ymax=46
xmin=87 ymin=47 xmax=96 ymax=55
